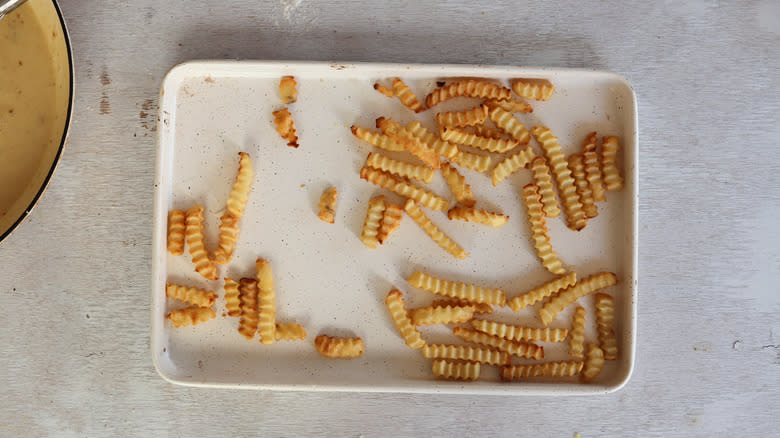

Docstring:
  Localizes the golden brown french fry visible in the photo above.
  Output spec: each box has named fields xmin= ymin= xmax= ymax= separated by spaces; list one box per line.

xmin=447 ymin=206 xmax=508 ymax=228
xmin=274 ymin=322 xmax=307 ymax=341
xmin=166 ymin=283 xmax=217 ymax=307
xmin=601 ymin=136 xmax=624 ymax=191
xmin=569 ymin=153 xmax=598 ymax=219
xmin=581 ymin=344 xmax=605 ymax=381
xmin=510 ymin=78 xmax=555 ymax=101
xmin=360 ymin=195 xmax=385 ymax=249
xmin=440 ymin=162 xmax=475 ymax=207
xmin=377 ymin=117 xmax=440 ymax=169
xmin=431 ymin=359 xmax=480 ymax=381
xmin=595 ymin=292 xmax=618 ymax=360
xmin=167 ymin=209 xmax=185 ymax=255
xmin=473 ymin=124 xmax=510 ymax=139
xmin=167 ymin=307 xmax=216 ymax=328
xmin=256 ymin=258 xmax=276 ymax=345
xmin=484 ymin=98 xmax=534 ymax=113
xmin=279 ymin=76 xmax=297 ymax=104
xmin=385 ymin=289 xmax=425 ymax=349
xmin=538 ymin=272 xmax=617 ymax=326
xmin=315 ymin=335 xmax=364 ymax=358
xmin=272 ymin=107 xmax=298 ymax=148
xmin=530 ymin=157 xmax=561 ymax=218
xmin=317 ymin=187 xmax=338 ymax=224
xmin=366 ymin=152 xmax=434 ymax=183
xmin=435 ymin=104 xmax=488 ymax=128
xmin=350 ymin=125 xmax=405 ymax=152
xmin=470 ymin=319 xmax=569 ymax=343
xmin=185 ymin=205 xmax=218 ymax=280
xmin=377 ymin=202 xmax=403 ymax=244
xmin=212 ymin=213 xmax=239 ymax=265
xmin=392 ymin=78 xmax=425 ymax=113
xmin=226 ymin=151 xmax=254 ymax=219
xmin=450 ymin=149 xmax=492 ymax=173
xmin=533 ymin=126 xmax=586 ymax=231
xmin=410 ymin=304 xmax=476 ymax=326
xmin=426 ymin=79 xmax=512 ymax=107
xmin=237 ymin=278 xmax=259 ymax=339
xmin=405 ymin=121 xmax=459 ymax=159
xmin=431 ymin=299 xmax=493 ymax=314
xmin=488 ymin=106 xmax=531 ymax=144
xmin=440 ymin=127 xmax=518 ymax=153
xmin=568 ymin=306 xmax=587 ymax=358
xmin=582 ymin=132 xmax=606 ymax=202
xmin=508 ymin=272 xmax=577 ymax=311
xmin=521 ymin=184 xmax=566 ymax=275
xmin=491 ymin=146 xmax=536 ymax=186
xmin=422 ymin=344 xmax=509 ymax=366
xmin=500 ymin=361 xmax=583 ymax=381
xmin=452 ymin=327 xmax=543 ymax=359
xmin=360 ymin=167 xmax=448 ymax=211
xmin=404 ymin=200 xmax=467 ymax=259
xmin=223 ymin=277 xmax=241 ymax=317
xmin=373 ymin=82 xmax=394 ymax=98
xmin=408 ymin=271 xmax=503 ymax=305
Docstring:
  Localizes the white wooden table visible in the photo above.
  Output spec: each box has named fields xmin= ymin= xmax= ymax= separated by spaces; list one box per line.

xmin=1 ymin=1 xmax=778 ymax=436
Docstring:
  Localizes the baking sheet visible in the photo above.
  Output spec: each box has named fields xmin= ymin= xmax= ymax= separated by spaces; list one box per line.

xmin=151 ymin=61 xmax=637 ymax=395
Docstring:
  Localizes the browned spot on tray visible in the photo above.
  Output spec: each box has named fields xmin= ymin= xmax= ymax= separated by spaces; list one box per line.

xmin=141 ymin=99 xmax=155 ymax=111
xmin=100 ymin=95 xmax=110 ymax=115
xmin=100 ymin=70 xmax=111 ymax=86
xmin=204 ymin=76 xmax=215 ymax=83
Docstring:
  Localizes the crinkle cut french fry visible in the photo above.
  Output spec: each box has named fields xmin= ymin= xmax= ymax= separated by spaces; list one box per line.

xmin=275 ymin=322 xmax=307 ymax=341
xmin=473 ymin=124 xmax=510 ymax=139
xmin=423 ymin=344 xmax=509 ymax=366
xmin=226 ymin=152 xmax=254 ymax=219
xmin=410 ymin=304 xmax=476 ymax=326
xmin=359 ymin=195 xmax=385 ymax=249
xmin=440 ymin=162 xmax=475 ymax=208
xmin=376 ymin=117 xmax=440 ymax=169
xmin=510 ymin=78 xmax=555 ymax=101
xmin=452 ymin=327 xmax=543 ymax=359
xmin=317 ymin=187 xmax=338 ymax=224
xmin=385 ymin=289 xmax=426 ymax=349
xmin=435 ymin=104 xmax=488 ymax=128
xmin=450 ymin=149 xmax=492 ymax=173
xmin=167 ymin=209 xmax=185 ymax=255
xmin=469 ymin=319 xmax=569 ymax=343
xmin=377 ymin=202 xmax=403 ymax=244
xmin=595 ymin=292 xmax=618 ymax=360
xmin=212 ymin=212 xmax=239 ymax=265
xmin=392 ymin=78 xmax=425 ymax=113
xmin=374 ymin=82 xmax=394 ymax=98
xmin=431 ymin=359 xmax=481 ymax=381
xmin=533 ymin=126 xmax=586 ymax=231
xmin=425 ymin=79 xmax=512 ymax=108
xmin=256 ymin=258 xmax=276 ymax=345
xmin=360 ymin=167 xmax=448 ymax=211
xmin=500 ymin=361 xmax=583 ymax=381
xmin=507 ymin=272 xmax=577 ymax=311
xmin=350 ymin=125 xmax=405 ymax=152
xmin=601 ymin=135 xmax=624 ymax=191
xmin=568 ymin=306 xmax=587 ymax=358
xmin=521 ymin=184 xmax=566 ymax=275
xmin=408 ymin=271 xmax=504 ymax=305
xmin=582 ymin=132 xmax=606 ymax=202
xmin=405 ymin=121 xmax=459 ymax=159
xmin=272 ymin=108 xmax=299 ymax=148
xmin=237 ymin=278 xmax=259 ymax=339
xmin=430 ymin=299 xmax=493 ymax=314
xmin=404 ymin=200 xmax=467 ymax=259
xmin=530 ymin=157 xmax=560 ymax=218
xmin=167 ymin=307 xmax=216 ymax=328
xmin=537 ymin=272 xmax=617 ymax=326
xmin=223 ymin=277 xmax=241 ymax=317
xmin=491 ymin=146 xmax=536 ymax=186
xmin=366 ymin=152 xmax=434 ymax=183
xmin=315 ymin=335 xmax=365 ymax=358
xmin=185 ymin=205 xmax=218 ymax=280
xmin=441 ymin=127 xmax=518 ymax=153
xmin=569 ymin=153 xmax=598 ymax=219
xmin=279 ymin=75 xmax=298 ymax=104
xmin=447 ymin=206 xmax=508 ymax=228
xmin=166 ymin=283 xmax=217 ymax=307
xmin=488 ymin=106 xmax=531 ymax=144
xmin=485 ymin=98 xmax=534 ymax=113
xmin=581 ymin=344 xmax=605 ymax=381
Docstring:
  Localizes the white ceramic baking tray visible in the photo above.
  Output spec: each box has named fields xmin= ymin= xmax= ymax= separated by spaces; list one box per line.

xmin=151 ymin=61 xmax=637 ymax=395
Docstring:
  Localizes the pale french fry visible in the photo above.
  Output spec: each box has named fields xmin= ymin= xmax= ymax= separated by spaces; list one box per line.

xmin=447 ymin=206 xmax=508 ymax=228
xmin=440 ymin=127 xmax=518 ymax=153
xmin=167 ymin=209 xmax=185 ymax=255
xmin=533 ymin=126 xmax=586 ymax=231
xmin=405 ymin=121 xmax=459 ymax=159
xmin=226 ymin=152 xmax=254 ymax=219
xmin=601 ymin=136 xmax=624 ymax=191
xmin=237 ymin=278 xmax=259 ymax=339
xmin=595 ymin=292 xmax=618 ymax=360
xmin=488 ymin=106 xmax=531 ymax=144
xmin=500 ymin=361 xmax=583 ymax=381
xmin=373 ymin=82 xmax=394 ymax=98
xmin=450 ymin=149 xmax=492 ymax=173
xmin=317 ymin=187 xmax=338 ymax=224
xmin=315 ymin=335 xmax=365 ymax=358
xmin=485 ymin=98 xmax=534 ymax=113
xmin=272 ymin=108 xmax=298 ymax=148
xmin=510 ymin=78 xmax=555 ymax=101
xmin=274 ymin=322 xmax=307 ymax=341
xmin=530 ymin=157 xmax=560 ymax=218
xmin=491 ymin=146 xmax=536 ymax=186
xmin=431 ymin=299 xmax=493 ymax=314
xmin=377 ymin=117 xmax=439 ymax=169
xmin=538 ymin=272 xmax=618 ymax=326
xmin=581 ymin=344 xmax=605 ymax=381
xmin=185 ymin=205 xmax=218 ymax=280
xmin=360 ymin=195 xmax=385 ymax=249
xmin=569 ymin=153 xmax=598 ymax=219
xmin=470 ymin=319 xmax=569 ymax=343
xmin=568 ymin=306 xmax=587 ymax=358
xmin=521 ymin=184 xmax=566 ymax=275
xmin=166 ymin=283 xmax=217 ymax=307
xmin=473 ymin=124 xmax=510 ymax=139
xmin=212 ymin=212 xmax=239 ymax=265
xmin=279 ymin=75 xmax=297 ymax=104
xmin=350 ymin=125 xmax=405 ymax=152
xmin=435 ymin=104 xmax=488 ymax=128
xmin=440 ymin=162 xmax=475 ymax=207
xmin=431 ymin=359 xmax=480 ymax=381
xmin=404 ymin=200 xmax=467 ymax=259
xmin=508 ymin=272 xmax=577 ymax=311
xmin=256 ymin=258 xmax=276 ymax=345
xmin=360 ymin=167 xmax=448 ymax=211
xmin=408 ymin=270 xmax=504 ymax=305
xmin=425 ymin=79 xmax=512 ymax=107
xmin=167 ymin=307 xmax=216 ymax=328
xmin=385 ymin=289 xmax=426 ymax=349
xmin=423 ymin=344 xmax=509 ymax=366
xmin=377 ymin=202 xmax=403 ymax=244
xmin=224 ymin=277 xmax=241 ymax=317
xmin=410 ymin=304 xmax=476 ymax=326
xmin=582 ymin=132 xmax=606 ymax=202
xmin=452 ymin=327 xmax=543 ymax=359
xmin=366 ymin=152 xmax=434 ymax=183
xmin=392 ymin=78 xmax=425 ymax=113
